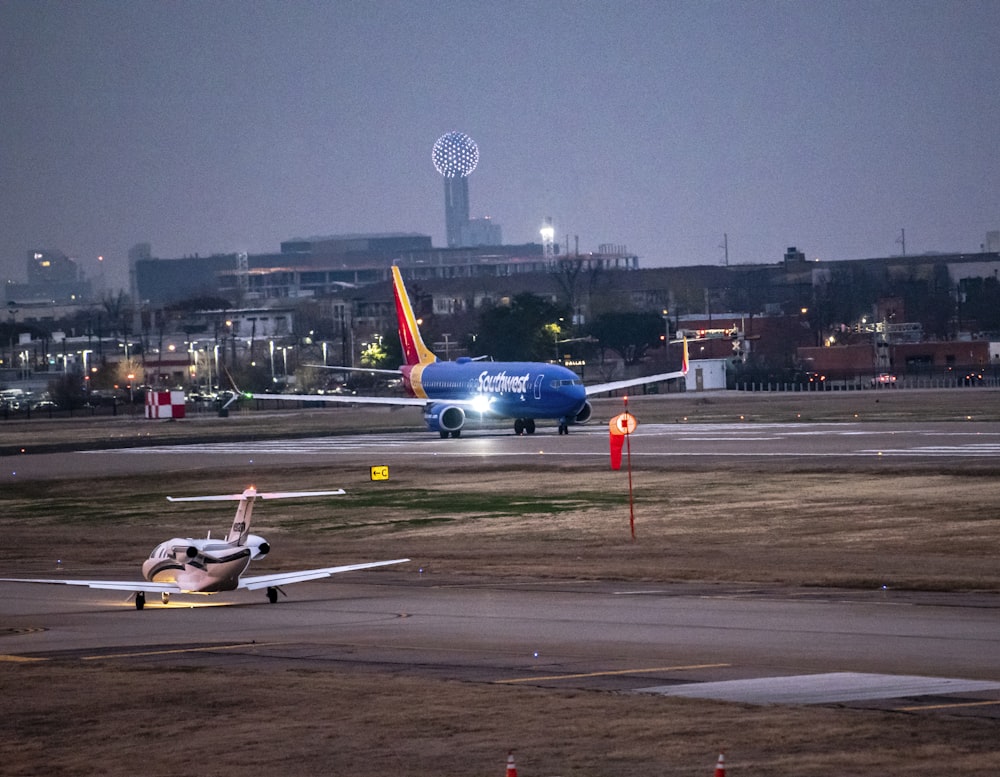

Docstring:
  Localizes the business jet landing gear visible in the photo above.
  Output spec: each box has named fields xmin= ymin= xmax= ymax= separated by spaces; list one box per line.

xmin=513 ymin=418 xmax=536 ymax=435
xmin=135 ymin=591 xmax=145 ymax=610
xmin=267 ymin=587 xmax=279 ymax=604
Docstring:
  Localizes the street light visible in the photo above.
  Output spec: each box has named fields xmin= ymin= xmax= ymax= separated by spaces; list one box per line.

xmin=7 ymin=302 xmax=18 ymax=374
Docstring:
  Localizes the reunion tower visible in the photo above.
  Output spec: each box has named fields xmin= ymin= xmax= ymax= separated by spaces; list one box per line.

xmin=432 ymin=131 xmax=479 ymax=248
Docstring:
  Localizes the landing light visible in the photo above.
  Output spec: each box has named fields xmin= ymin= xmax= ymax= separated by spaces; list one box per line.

xmin=471 ymin=395 xmax=492 ymax=413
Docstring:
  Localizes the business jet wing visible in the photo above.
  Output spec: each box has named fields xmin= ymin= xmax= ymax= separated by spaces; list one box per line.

xmin=0 ymin=577 xmax=179 ymax=593
xmin=237 ymin=558 xmax=410 ymax=590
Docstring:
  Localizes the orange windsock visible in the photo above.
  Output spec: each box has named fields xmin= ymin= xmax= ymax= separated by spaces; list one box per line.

xmin=609 ymin=412 xmax=637 ymax=470
xmin=609 ymin=432 xmax=625 ymax=470
xmin=506 ymin=751 xmax=517 ymax=777
xmin=609 ymin=412 xmax=637 ymax=436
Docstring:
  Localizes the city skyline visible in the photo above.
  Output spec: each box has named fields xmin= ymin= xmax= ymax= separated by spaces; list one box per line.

xmin=1 ymin=1 xmax=998 ymax=292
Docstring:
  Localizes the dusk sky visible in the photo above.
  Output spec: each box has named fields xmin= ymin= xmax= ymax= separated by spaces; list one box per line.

xmin=2 ymin=1 xmax=998 ymax=292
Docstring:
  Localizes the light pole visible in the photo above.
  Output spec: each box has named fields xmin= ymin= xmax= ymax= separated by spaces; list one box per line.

xmin=7 ymin=302 xmax=18 ymax=376
xmin=661 ymin=309 xmax=671 ymax=366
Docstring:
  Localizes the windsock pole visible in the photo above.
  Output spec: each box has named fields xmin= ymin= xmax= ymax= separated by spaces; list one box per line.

xmin=608 ymin=400 xmax=639 ymax=539
xmin=624 ymin=396 xmax=635 ymax=540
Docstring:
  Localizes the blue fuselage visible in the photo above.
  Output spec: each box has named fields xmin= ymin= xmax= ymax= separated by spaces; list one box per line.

xmin=403 ymin=358 xmax=587 ymax=421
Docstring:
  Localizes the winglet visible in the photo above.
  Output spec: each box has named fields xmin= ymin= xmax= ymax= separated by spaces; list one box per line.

xmin=392 ymin=266 xmax=437 ymax=366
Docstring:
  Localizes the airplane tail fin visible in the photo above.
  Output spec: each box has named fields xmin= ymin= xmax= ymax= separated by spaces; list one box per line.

xmin=226 ymin=488 xmax=257 ymax=544
xmin=392 ymin=266 xmax=437 ymax=366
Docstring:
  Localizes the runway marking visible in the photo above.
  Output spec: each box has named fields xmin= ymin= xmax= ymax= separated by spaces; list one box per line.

xmin=895 ymin=699 xmax=1000 ymax=712
xmin=497 ymin=662 xmax=729 ymax=684
xmin=0 ymin=654 xmax=46 ymax=663
xmin=80 ymin=641 xmax=287 ymax=661
xmin=640 ymin=672 xmax=1000 ymax=705
xmin=79 ymin=424 xmax=1000 ymax=458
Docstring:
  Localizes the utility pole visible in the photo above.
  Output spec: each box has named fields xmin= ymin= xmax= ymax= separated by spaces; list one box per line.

xmin=720 ymin=233 xmax=729 ymax=266
xmin=897 ymin=228 xmax=906 ymax=256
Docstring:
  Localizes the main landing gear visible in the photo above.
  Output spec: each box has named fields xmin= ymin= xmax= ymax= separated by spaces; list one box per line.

xmin=513 ymin=418 xmax=536 ymax=435
xmin=267 ymin=586 xmax=279 ymax=603
xmin=134 ymin=591 xmax=172 ymax=609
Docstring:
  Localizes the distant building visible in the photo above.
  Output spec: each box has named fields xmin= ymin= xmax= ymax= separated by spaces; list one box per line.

xmin=458 ymin=217 xmax=502 ymax=247
xmin=5 ymin=249 xmax=92 ymax=304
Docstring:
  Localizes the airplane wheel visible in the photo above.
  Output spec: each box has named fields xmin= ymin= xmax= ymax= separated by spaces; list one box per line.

xmin=451 ymin=429 xmax=461 ymax=438
xmin=558 ymin=423 xmax=569 ymax=435
xmin=439 ymin=430 xmax=449 ymax=439
xmin=267 ymin=587 xmax=278 ymax=604
xmin=514 ymin=419 xmax=524 ymax=435
xmin=526 ymin=419 xmax=536 ymax=434
xmin=135 ymin=591 xmax=145 ymax=610
xmin=161 ymin=592 xmax=170 ymax=605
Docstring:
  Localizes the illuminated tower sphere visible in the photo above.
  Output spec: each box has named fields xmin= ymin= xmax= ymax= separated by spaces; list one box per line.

xmin=433 ymin=132 xmax=479 ymax=248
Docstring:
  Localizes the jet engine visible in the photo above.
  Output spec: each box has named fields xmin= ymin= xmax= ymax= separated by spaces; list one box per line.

xmin=424 ymin=403 xmax=466 ymax=438
xmin=246 ymin=535 xmax=271 ymax=560
xmin=573 ymin=401 xmax=593 ymax=425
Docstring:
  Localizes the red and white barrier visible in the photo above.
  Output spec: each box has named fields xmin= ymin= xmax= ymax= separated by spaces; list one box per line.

xmin=145 ymin=390 xmax=186 ymax=419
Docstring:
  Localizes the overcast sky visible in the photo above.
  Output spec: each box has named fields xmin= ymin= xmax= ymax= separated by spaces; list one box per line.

xmin=2 ymin=0 xmax=998 ymax=291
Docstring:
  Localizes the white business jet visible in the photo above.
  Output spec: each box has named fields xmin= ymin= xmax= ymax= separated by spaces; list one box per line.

xmin=0 ymin=486 xmax=409 ymax=609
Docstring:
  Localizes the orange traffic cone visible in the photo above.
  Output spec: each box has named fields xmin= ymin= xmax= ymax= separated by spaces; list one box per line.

xmin=714 ymin=751 xmax=726 ymax=777
xmin=506 ymin=751 xmax=517 ymax=777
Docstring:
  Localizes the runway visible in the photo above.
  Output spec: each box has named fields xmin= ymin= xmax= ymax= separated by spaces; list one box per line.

xmin=3 ymin=573 xmax=1000 ymax=716
xmin=5 ymin=420 xmax=1000 ymax=482
xmin=3 ymin=419 xmax=1000 ymax=718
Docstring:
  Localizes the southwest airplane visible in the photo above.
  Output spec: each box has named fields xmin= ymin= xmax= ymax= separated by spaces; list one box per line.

xmin=0 ymin=487 xmax=409 ymax=609
xmin=236 ymin=266 xmax=688 ymax=437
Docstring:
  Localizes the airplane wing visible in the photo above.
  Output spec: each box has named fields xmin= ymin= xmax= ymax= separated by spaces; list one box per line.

xmin=585 ymin=366 xmax=688 ymax=397
xmin=237 ymin=558 xmax=410 ymax=591
xmin=236 ymin=391 xmax=429 ymax=407
xmin=0 ymin=577 xmax=179 ymax=593
xmin=585 ymin=337 xmax=689 ymax=397
xmin=303 ymin=363 xmax=403 ymax=376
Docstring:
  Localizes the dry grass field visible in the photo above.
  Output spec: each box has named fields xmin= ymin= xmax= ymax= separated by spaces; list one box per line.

xmin=3 ymin=388 xmax=1000 ymax=776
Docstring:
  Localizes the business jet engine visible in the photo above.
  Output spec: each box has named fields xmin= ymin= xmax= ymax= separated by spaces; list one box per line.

xmin=424 ymin=403 xmax=466 ymax=438
xmin=246 ymin=535 xmax=270 ymax=560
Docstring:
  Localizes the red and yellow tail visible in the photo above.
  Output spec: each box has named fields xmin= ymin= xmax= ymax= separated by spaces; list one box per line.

xmin=392 ymin=266 xmax=437 ymax=367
